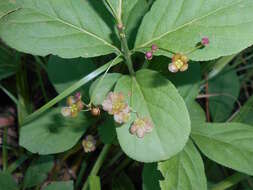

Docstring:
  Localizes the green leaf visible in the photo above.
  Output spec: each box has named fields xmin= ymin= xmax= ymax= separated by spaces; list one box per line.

xmin=0 ymin=46 xmax=17 ymax=80
xmin=232 ymin=95 xmax=253 ymax=125
xmin=48 ymin=56 xmax=96 ymax=94
xmin=89 ymin=73 xmax=122 ymax=105
xmin=192 ymin=122 xmax=253 ymax=175
xmin=114 ymin=69 xmax=190 ymax=162
xmin=89 ymin=175 xmax=101 ymax=190
xmin=98 ymin=117 xmax=117 ymax=144
xmin=112 ymin=172 xmax=135 ymax=190
xmin=0 ymin=0 xmax=19 ymax=19
xmin=20 ymin=108 xmax=93 ymax=154
xmin=44 ymin=181 xmax=73 ymax=190
xmin=158 ymin=140 xmax=207 ymax=190
xmin=0 ymin=0 xmax=119 ymax=58
xmin=23 ymin=156 xmax=54 ymax=188
xmin=209 ymin=67 xmax=240 ymax=122
xmin=142 ymin=163 xmax=163 ymax=190
xmin=187 ymin=101 xmax=206 ymax=128
xmin=0 ymin=171 xmax=18 ymax=190
xmin=135 ymin=0 xmax=253 ymax=61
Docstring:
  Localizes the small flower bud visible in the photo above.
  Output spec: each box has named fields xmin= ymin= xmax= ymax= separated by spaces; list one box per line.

xmin=201 ymin=37 xmax=209 ymax=46
xmin=75 ymin=92 xmax=82 ymax=100
xmin=91 ymin=107 xmax=101 ymax=116
xmin=151 ymin=44 xmax=158 ymax=52
xmin=145 ymin=51 xmax=153 ymax=60
xmin=82 ymin=135 xmax=96 ymax=153
xmin=117 ymin=23 xmax=124 ymax=30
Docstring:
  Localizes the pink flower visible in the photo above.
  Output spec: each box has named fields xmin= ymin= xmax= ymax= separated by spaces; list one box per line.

xmin=102 ymin=92 xmax=131 ymax=124
xmin=114 ymin=106 xmax=130 ymax=124
xmin=61 ymin=93 xmax=84 ymax=118
xmin=168 ymin=53 xmax=189 ymax=73
xmin=145 ymin=51 xmax=153 ymax=60
xmin=201 ymin=37 xmax=209 ymax=46
xmin=130 ymin=117 xmax=154 ymax=138
xmin=82 ymin=135 xmax=96 ymax=153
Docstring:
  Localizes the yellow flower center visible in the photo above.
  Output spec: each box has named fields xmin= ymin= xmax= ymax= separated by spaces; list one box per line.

xmin=70 ymin=104 xmax=78 ymax=113
xmin=135 ymin=118 xmax=146 ymax=128
xmin=112 ymin=101 xmax=126 ymax=114
xmin=174 ymin=60 xmax=184 ymax=69
xmin=85 ymin=141 xmax=93 ymax=149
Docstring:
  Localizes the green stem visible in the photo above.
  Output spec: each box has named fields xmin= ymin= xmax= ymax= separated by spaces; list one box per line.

xmin=118 ymin=27 xmax=135 ymax=75
xmin=2 ymin=127 xmax=8 ymax=171
xmin=35 ymin=64 xmax=49 ymax=102
xmin=0 ymin=84 xmax=18 ymax=105
xmin=75 ymin=161 xmax=87 ymax=189
xmin=109 ymin=158 xmax=131 ymax=177
xmin=34 ymin=56 xmax=47 ymax=71
xmin=82 ymin=144 xmax=111 ymax=190
xmin=211 ymin=173 xmax=248 ymax=190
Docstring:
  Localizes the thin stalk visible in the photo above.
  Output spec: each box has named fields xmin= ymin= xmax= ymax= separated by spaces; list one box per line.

xmin=103 ymin=157 xmax=132 ymax=184
xmin=122 ymin=37 xmax=135 ymax=75
xmin=35 ymin=64 xmax=49 ymax=102
xmin=75 ymin=161 xmax=87 ymax=190
xmin=118 ymin=26 xmax=135 ymax=75
xmin=109 ymin=158 xmax=131 ymax=177
xmin=82 ymin=144 xmax=111 ymax=190
xmin=0 ymin=84 xmax=18 ymax=105
xmin=2 ymin=127 xmax=8 ymax=171
xmin=211 ymin=173 xmax=247 ymax=190
xmin=102 ymin=150 xmax=123 ymax=171
xmin=34 ymin=56 xmax=47 ymax=71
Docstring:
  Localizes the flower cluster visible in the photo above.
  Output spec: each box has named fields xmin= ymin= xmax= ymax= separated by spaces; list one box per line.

xmin=168 ymin=53 xmax=189 ymax=73
xmin=102 ymin=92 xmax=154 ymax=138
xmin=102 ymin=92 xmax=130 ymax=124
xmin=61 ymin=92 xmax=84 ymax=118
xmin=82 ymin=135 xmax=96 ymax=153
xmin=145 ymin=44 xmax=158 ymax=60
xmin=130 ymin=117 xmax=153 ymax=138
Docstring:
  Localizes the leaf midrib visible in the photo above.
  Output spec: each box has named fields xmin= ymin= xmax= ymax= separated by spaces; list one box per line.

xmin=136 ymin=0 xmax=243 ymax=48
xmin=19 ymin=6 xmax=120 ymax=52
xmin=132 ymin=76 xmax=167 ymax=156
